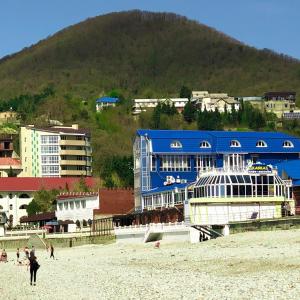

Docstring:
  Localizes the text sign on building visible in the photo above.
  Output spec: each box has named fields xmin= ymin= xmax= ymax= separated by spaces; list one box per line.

xmin=248 ymin=164 xmax=272 ymax=174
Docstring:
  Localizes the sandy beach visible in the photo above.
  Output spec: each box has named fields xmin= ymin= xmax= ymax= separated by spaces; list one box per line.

xmin=0 ymin=229 xmax=300 ymax=300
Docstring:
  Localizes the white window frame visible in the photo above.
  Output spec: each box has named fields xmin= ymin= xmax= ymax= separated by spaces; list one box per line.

xmin=200 ymin=141 xmax=211 ymax=148
xmin=256 ymin=140 xmax=267 ymax=147
xmin=283 ymin=140 xmax=294 ymax=148
xmin=230 ymin=140 xmax=241 ymax=147
xmin=170 ymin=140 xmax=182 ymax=148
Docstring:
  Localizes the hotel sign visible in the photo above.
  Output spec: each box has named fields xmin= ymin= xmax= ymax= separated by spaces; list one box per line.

xmin=248 ymin=164 xmax=272 ymax=174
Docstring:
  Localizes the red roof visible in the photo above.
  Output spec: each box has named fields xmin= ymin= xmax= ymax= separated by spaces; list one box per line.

xmin=0 ymin=177 xmax=96 ymax=192
xmin=93 ymin=188 xmax=134 ymax=216
xmin=0 ymin=157 xmax=21 ymax=166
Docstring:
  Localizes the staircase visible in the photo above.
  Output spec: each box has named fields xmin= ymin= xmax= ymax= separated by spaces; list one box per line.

xmin=191 ymin=225 xmax=223 ymax=241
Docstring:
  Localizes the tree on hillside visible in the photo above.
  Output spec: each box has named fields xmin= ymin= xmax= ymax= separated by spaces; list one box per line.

xmin=100 ymin=155 xmax=133 ymax=188
xmin=73 ymin=177 xmax=90 ymax=192
xmin=179 ymin=86 xmax=192 ymax=99
xmin=197 ymin=109 xmax=223 ymax=130
xmin=182 ymin=101 xmax=197 ymax=123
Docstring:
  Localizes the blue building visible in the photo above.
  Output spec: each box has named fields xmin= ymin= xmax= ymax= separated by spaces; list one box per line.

xmin=133 ymin=129 xmax=300 ymax=211
xmin=96 ymin=97 xmax=119 ymax=111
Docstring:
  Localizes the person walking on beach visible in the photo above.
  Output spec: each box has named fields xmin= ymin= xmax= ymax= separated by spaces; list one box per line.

xmin=24 ymin=247 xmax=29 ymax=259
xmin=29 ymin=256 xmax=40 ymax=286
xmin=50 ymin=244 xmax=54 ymax=259
xmin=16 ymin=248 xmax=20 ymax=262
xmin=30 ymin=246 xmax=35 ymax=258
xmin=0 ymin=249 xmax=7 ymax=262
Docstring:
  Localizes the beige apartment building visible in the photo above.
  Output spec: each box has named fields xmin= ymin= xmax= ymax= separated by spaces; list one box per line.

xmin=20 ymin=124 xmax=92 ymax=177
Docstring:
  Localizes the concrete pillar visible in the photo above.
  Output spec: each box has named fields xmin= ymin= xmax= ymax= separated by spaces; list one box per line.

xmin=222 ymin=224 xmax=230 ymax=236
xmin=0 ymin=224 xmax=5 ymax=237
xmin=189 ymin=227 xmax=200 ymax=243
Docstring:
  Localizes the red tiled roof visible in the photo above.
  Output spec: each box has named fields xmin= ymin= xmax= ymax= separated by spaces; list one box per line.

xmin=0 ymin=177 xmax=96 ymax=192
xmin=93 ymin=188 xmax=134 ymax=216
xmin=0 ymin=157 xmax=21 ymax=166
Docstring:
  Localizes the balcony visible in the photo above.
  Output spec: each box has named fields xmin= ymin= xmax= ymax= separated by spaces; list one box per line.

xmin=60 ymin=140 xmax=87 ymax=146
xmin=60 ymin=149 xmax=87 ymax=156
xmin=60 ymin=160 xmax=90 ymax=166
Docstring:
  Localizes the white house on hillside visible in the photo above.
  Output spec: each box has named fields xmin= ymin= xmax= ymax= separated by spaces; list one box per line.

xmin=192 ymin=91 xmax=240 ymax=113
xmin=132 ymin=98 xmax=189 ymax=115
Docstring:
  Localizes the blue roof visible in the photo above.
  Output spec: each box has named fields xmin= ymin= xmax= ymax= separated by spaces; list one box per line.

xmin=142 ymin=183 xmax=191 ymax=196
xmin=136 ymin=130 xmax=300 ymax=154
xmin=275 ymin=160 xmax=300 ymax=181
xmin=96 ymin=97 xmax=119 ymax=103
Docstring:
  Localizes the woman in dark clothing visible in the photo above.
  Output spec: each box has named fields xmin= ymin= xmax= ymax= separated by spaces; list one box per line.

xmin=29 ymin=256 xmax=39 ymax=286
xmin=50 ymin=244 xmax=54 ymax=259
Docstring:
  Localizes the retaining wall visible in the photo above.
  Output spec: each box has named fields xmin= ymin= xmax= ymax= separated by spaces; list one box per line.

xmin=229 ymin=216 xmax=300 ymax=234
xmin=44 ymin=235 xmax=115 ymax=248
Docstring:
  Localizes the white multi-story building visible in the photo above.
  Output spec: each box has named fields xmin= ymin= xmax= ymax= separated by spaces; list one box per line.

xmin=192 ymin=91 xmax=240 ymax=113
xmin=20 ymin=124 xmax=92 ymax=177
xmin=132 ymin=98 xmax=189 ymax=115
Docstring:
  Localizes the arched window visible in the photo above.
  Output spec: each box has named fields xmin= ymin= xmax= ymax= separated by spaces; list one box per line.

xmin=283 ymin=140 xmax=294 ymax=148
xmin=19 ymin=193 xmax=30 ymax=198
xmin=0 ymin=205 xmax=3 ymax=210
xmin=256 ymin=140 xmax=267 ymax=147
xmin=19 ymin=204 xmax=28 ymax=209
xmin=200 ymin=141 xmax=211 ymax=148
xmin=230 ymin=140 xmax=241 ymax=147
xmin=170 ymin=140 xmax=182 ymax=148
xmin=9 ymin=204 xmax=13 ymax=210
xmin=0 ymin=195 xmax=3 ymax=198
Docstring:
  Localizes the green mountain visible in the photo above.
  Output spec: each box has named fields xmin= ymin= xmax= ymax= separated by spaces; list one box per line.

xmin=0 ymin=10 xmax=300 ymax=100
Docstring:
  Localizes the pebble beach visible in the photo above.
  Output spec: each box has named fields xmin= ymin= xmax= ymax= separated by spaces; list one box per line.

xmin=0 ymin=229 xmax=300 ymax=300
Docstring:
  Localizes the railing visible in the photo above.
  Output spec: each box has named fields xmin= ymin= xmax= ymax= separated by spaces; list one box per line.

xmin=199 ymin=167 xmax=278 ymax=175
xmin=189 ymin=208 xmax=294 ymax=225
xmin=114 ymin=221 xmax=187 ymax=232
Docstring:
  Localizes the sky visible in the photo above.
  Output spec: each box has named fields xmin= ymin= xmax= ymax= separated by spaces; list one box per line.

xmin=0 ymin=0 xmax=299 ymax=59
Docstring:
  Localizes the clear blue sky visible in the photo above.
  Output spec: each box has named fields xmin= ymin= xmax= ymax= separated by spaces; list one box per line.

xmin=0 ymin=0 xmax=299 ymax=59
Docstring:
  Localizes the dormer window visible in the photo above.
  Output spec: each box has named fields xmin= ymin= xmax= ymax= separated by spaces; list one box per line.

xmin=200 ymin=141 xmax=211 ymax=148
xmin=170 ymin=140 xmax=182 ymax=148
xmin=283 ymin=140 xmax=294 ymax=148
xmin=230 ymin=140 xmax=241 ymax=147
xmin=256 ymin=140 xmax=267 ymax=147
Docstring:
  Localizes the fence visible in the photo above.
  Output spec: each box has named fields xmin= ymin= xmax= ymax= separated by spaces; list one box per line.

xmin=92 ymin=217 xmax=114 ymax=236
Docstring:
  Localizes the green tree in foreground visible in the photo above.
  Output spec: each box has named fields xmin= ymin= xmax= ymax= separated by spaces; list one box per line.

xmin=27 ymin=189 xmax=58 ymax=216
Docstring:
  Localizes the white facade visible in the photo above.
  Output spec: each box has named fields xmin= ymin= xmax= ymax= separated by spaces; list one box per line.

xmin=0 ymin=192 xmax=32 ymax=227
xmin=96 ymin=102 xmax=117 ymax=112
xmin=132 ymin=98 xmax=189 ymax=115
xmin=56 ymin=193 xmax=99 ymax=223
xmin=192 ymin=91 xmax=240 ymax=113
